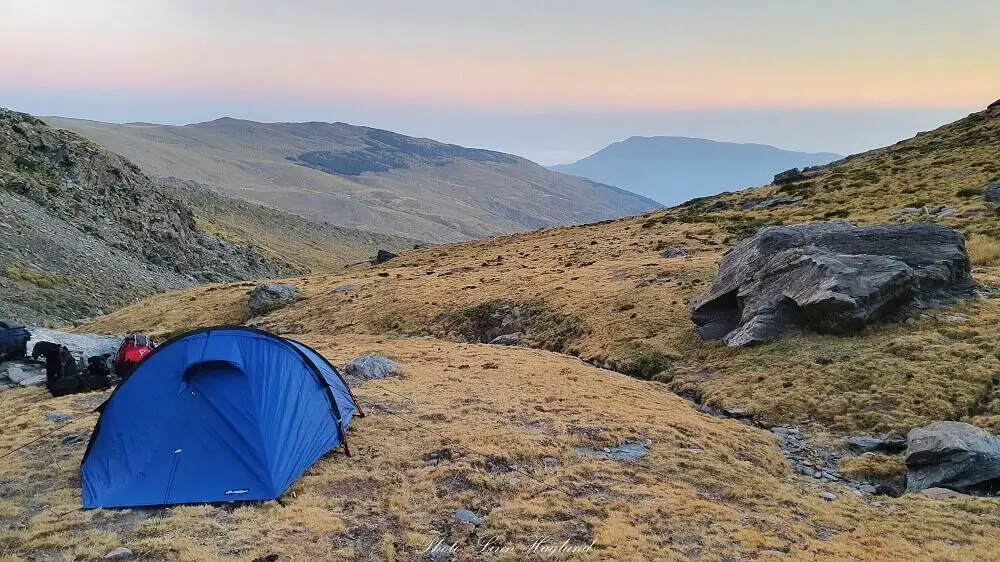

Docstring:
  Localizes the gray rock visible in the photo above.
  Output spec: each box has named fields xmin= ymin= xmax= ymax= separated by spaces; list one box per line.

xmin=344 ymin=354 xmax=402 ymax=381
xmin=488 ymin=333 xmax=522 ymax=346
xmin=453 ymin=509 xmax=483 ymax=527
xmin=247 ymin=284 xmax=301 ymax=317
xmin=576 ymin=440 xmax=651 ymax=462
xmin=892 ymin=207 xmax=925 ymax=216
xmin=905 ymin=421 xmax=1000 ymax=494
xmin=61 ymin=434 xmax=85 ymax=446
xmin=372 ymin=249 xmax=398 ymax=265
xmin=937 ymin=207 xmax=959 ymax=218
xmin=941 ymin=314 xmax=968 ymax=324
xmin=859 ymin=484 xmax=878 ymax=494
xmin=46 ymin=412 xmax=70 ymax=424
xmin=19 ymin=374 xmax=47 ymax=387
xmin=821 ymin=492 xmax=837 ymax=501
xmin=333 ymin=284 xmax=356 ymax=294
xmin=985 ymin=182 xmax=1000 ymax=209
xmin=661 ymin=247 xmax=688 ymax=258
xmin=2 ymin=364 xmax=30 ymax=384
xmin=774 ymin=168 xmax=808 ymax=185
xmin=690 ymin=223 xmax=974 ymax=347
xmin=103 ymin=547 xmax=133 ymax=560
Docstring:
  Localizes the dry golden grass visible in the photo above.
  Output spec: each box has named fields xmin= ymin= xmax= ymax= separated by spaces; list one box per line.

xmin=968 ymin=234 xmax=1000 ymax=266
xmin=840 ymin=455 xmax=908 ymax=482
xmin=88 ymin=204 xmax=1000 ymax=436
xmin=7 ymin=103 xmax=997 ymax=560
xmin=4 ymin=336 xmax=1000 ymax=561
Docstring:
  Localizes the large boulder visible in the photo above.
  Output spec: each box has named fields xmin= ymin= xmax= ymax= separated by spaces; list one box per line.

xmin=905 ymin=421 xmax=1000 ymax=494
xmin=690 ymin=223 xmax=974 ymax=347
xmin=247 ymin=284 xmax=301 ymax=317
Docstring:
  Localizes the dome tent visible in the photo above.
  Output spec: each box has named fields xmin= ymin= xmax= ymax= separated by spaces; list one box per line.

xmin=81 ymin=326 xmax=361 ymax=509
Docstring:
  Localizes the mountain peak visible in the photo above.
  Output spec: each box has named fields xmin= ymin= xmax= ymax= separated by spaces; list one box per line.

xmin=552 ymin=136 xmax=842 ymax=205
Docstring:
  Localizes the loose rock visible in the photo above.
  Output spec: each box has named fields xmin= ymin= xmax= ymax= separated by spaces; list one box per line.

xmin=488 ymin=333 xmax=522 ymax=346
xmin=453 ymin=509 xmax=483 ymax=526
xmin=661 ymin=247 xmax=688 ymax=258
xmin=343 ymin=354 xmax=402 ymax=381
xmin=821 ymin=492 xmax=837 ymax=502
xmin=247 ymin=284 xmax=301 ymax=317
xmin=576 ymin=439 xmax=651 ymax=462
xmin=103 ymin=547 xmax=133 ymax=560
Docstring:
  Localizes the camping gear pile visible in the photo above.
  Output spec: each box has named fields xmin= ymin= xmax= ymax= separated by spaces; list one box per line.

xmin=0 ymin=325 xmax=156 ymax=397
xmin=34 ymin=334 xmax=155 ymax=397
xmin=81 ymin=326 xmax=361 ymax=508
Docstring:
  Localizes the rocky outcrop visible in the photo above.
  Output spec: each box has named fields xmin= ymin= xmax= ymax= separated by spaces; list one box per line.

xmin=690 ymin=223 xmax=974 ymax=347
xmin=905 ymin=421 xmax=1000 ymax=495
xmin=0 ymin=108 xmax=296 ymax=324
xmin=248 ymin=284 xmax=301 ymax=317
xmin=773 ymin=168 xmax=808 ymax=185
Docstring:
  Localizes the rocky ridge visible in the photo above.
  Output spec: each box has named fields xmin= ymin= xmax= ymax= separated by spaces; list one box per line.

xmin=0 ymin=109 xmax=297 ymax=323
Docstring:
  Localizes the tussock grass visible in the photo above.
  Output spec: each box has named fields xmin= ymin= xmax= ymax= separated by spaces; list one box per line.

xmin=968 ymin=234 xmax=1000 ymax=266
xmin=840 ymin=455 xmax=908 ymax=481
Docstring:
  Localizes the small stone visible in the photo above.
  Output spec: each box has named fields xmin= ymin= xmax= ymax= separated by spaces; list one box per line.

xmin=453 ymin=509 xmax=483 ymax=527
xmin=61 ymin=434 xmax=85 ymax=446
xmin=940 ymin=314 xmax=968 ymax=324
xmin=859 ymin=484 xmax=878 ymax=494
xmin=46 ymin=413 xmax=70 ymax=424
xmin=103 ymin=547 xmax=133 ymax=560
xmin=481 ymin=362 xmax=499 ymax=370
xmin=602 ymin=447 xmax=612 ymax=453
xmin=661 ymin=247 xmax=688 ymax=259
xmin=488 ymin=333 xmax=522 ymax=346
xmin=19 ymin=374 xmax=46 ymax=387
xmin=821 ymin=492 xmax=837 ymax=502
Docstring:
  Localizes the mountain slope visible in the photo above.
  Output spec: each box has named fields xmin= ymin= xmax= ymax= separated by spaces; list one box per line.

xmin=92 ymin=102 xmax=1000 ymax=435
xmin=0 ymin=109 xmax=416 ymax=324
xmin=44 ymin=117 xmax=662 ymax=242
xmin=160 ymin=178 xmax=420 ymax=273
xmin=552 ymin=136 xmax=841 ymax=205
xmin=38 ymin=103 xmax=1000 ymax=560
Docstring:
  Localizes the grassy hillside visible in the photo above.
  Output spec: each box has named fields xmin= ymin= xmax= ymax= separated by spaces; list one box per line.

xmin=161 ymin=178 xmax=420 ymax=273
xmin=43 ymin=117 xmax=661 ymax=242
xmin=2 ymin=104 xmax=999 ymax=560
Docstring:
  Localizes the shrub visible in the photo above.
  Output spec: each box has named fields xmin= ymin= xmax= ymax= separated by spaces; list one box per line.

xmin=823 ymin=209 xmax=851 ymax=219
xmin=617 ymin=344 xmax=673 ymax=381
xmin=3 ymin=265 xmax=67 ymax=289
xmin=957 ymin=187 xmax=984 ymax=198
xmin=840 ymin=455 xmax=907 ymax=481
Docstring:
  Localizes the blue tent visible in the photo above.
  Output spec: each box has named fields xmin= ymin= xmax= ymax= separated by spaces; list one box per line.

xmin=81 ymin=326 xmax=361 ymax=509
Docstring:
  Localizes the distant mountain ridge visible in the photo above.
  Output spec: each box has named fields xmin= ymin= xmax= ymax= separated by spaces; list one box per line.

xmin=44 ymin=117 xmax=661 ymax=242
xmin=551 ymin=136 xmax=842 ymax=206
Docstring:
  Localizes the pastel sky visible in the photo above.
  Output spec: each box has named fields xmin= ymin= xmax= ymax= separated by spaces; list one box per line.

xmin=1 ymin=0 xmax=998 ymax=163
